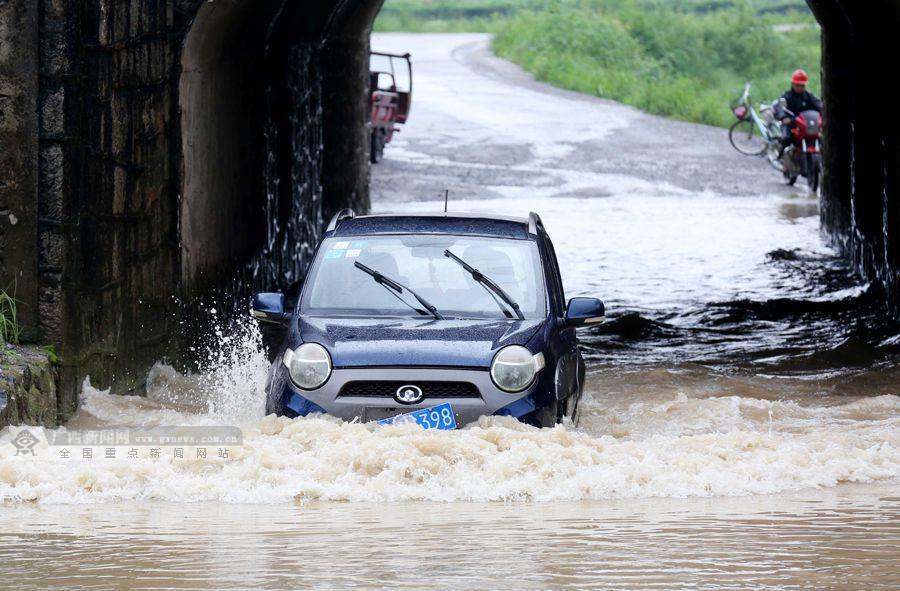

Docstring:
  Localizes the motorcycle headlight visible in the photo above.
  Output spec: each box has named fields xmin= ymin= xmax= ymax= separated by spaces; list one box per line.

xmin=283 ymin=343 xmax=332 ymax=390
xmin=490 ymin=345 xmax=544 ymax=393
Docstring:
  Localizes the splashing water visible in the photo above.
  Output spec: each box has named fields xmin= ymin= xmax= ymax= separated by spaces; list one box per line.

xmin=2 ymin=233 xmax=900 ymax=505
xmin=145 ymin=316 xmax=270 ymax=422
xmin=2 ymin=359 xmax=898 ymax=503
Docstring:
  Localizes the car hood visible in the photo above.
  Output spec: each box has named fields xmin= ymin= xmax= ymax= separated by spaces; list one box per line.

xmin=297 ymin=316 xmax=544 ymax=368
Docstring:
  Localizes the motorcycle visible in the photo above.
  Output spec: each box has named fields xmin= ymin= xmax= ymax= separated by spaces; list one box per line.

xmin=777 ymin=98 xmax=823 ymax=194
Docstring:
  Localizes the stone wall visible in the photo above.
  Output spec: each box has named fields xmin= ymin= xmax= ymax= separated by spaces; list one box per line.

xmin=0 ymin=0 xmax=40 ymax=342
xmin=49 ymin=1 xmax=180 ymax=417
xmin=0 ymin=346 xmax=59 ymax=428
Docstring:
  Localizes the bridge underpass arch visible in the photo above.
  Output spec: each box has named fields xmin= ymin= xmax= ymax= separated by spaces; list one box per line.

xmin=177 ymin=0 xmax=383 ymax=306
xmin=9 ymin=0 xmax=383 ymax=413
xmin=3 ymin=0 xmax=900 ymax=422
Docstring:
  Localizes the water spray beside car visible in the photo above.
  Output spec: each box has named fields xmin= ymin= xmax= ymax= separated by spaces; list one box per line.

xmin=250 ymin=209 xmax=606 ymax=430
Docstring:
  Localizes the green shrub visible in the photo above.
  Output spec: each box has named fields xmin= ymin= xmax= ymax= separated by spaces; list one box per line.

xmin=492 ymin=0 xmax=820 ymax=127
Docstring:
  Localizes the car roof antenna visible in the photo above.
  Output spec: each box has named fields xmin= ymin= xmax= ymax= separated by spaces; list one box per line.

xmin=444 ymin=189 xmax=449 ymax=213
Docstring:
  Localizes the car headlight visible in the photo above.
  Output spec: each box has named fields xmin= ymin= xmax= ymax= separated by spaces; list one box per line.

xmin=490 ymin=345 xmax=544 ymax=393
xmin=283 ymin=343 xmax=332 ymax=390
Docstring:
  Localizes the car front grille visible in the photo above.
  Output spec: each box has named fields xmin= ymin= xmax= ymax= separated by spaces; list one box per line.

xmin=338 ymin=381 xmax=481 ymax=399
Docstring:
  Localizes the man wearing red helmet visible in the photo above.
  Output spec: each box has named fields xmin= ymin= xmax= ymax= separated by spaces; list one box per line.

xmin=778 ymin=69 xmax=823 ymax=156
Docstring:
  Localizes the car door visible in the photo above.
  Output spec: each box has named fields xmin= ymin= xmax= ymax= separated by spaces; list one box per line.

xmin=539 ymin=229 xmax=584 ymax=416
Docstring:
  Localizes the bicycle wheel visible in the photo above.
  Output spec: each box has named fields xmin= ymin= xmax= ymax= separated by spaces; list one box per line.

xmin=765 ymin=143 xmax=784 ymax=171
xmin=729 ymin=119 xmax=767 ymax=156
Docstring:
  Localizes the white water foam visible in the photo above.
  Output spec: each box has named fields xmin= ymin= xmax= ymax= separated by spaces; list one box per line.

xmin=2 ymin=325 xmax=898 ymax=504
xmin=2 ymin=316 xmax=899 ymax=504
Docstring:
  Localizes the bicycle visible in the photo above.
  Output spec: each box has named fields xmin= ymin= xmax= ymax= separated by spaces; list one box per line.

xmin=729 ymin=83 xmax=782 ymax=170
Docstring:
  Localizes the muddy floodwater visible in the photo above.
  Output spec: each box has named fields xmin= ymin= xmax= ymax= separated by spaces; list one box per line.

xmin=2 ymin=34 xmax=899 ymax=589
xmin=2 ymin=487 xmax=898 ymax=590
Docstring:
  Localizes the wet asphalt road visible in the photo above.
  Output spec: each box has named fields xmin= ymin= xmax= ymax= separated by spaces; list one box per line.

xmin=368 ymin=33 xmax=881 ymax=374
xmin=370 ymin=33 xmax=795 ymax=204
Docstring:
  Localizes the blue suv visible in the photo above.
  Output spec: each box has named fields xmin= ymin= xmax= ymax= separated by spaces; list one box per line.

xmin=251 ymin=210 xmax=605 ymax=428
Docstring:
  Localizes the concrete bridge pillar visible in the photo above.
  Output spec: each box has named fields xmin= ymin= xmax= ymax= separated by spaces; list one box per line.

xmin=810 ymin=0 xmax=900 ymax=314
xmin=0 ymin=0 xmax=40 ymax=342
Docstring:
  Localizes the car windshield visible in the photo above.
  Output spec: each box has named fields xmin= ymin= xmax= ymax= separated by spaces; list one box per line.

xmin=301 ymin=235 xmax=546 ymax=319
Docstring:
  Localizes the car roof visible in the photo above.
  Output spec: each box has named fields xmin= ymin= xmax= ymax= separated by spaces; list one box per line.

xmin=328 ymin=211 xmax=539 ymax=240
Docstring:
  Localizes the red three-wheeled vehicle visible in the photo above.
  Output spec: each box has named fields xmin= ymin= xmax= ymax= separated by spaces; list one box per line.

xmin=369 ymin=51 xmax=412 ymax=163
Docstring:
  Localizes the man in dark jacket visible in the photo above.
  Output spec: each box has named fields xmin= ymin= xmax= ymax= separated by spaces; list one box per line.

xmin=778 ymin=69 xmax=823 ymax=156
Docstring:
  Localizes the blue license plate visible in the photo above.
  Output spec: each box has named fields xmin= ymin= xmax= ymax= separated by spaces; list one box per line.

xmin=377 ymin=403 xmax=457 ymax=430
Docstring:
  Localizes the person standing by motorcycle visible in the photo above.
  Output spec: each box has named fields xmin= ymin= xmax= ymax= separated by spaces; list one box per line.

xmin=777 ymin=69 xmax=823 ymax=157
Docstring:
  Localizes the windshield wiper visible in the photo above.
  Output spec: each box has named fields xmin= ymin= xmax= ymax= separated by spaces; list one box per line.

xmin=443 ymin=249 xmax=525 ymax=320
xmin=353 ymin=261 xmax=443 ymax=320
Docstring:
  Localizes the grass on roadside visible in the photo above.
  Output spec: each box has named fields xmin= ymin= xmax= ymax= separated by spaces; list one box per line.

xmin=374 ymin=0 xmax=535 ymax=32
xmin=1 ymin=288 xmax=22 ymax=345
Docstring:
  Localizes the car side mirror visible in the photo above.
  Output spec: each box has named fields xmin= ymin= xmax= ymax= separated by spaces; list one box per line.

xmin=564 ymin=297 xmax=605 ymax=328
xmin=251 ymin=292 xmax=290 ymax=325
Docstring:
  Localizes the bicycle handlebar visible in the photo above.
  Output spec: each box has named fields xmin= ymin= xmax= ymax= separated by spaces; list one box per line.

xmin=736 ymin=82 xmax=754 ymax=108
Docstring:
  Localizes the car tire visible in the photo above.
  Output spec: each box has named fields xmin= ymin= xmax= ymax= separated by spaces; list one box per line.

xmin=556 ymin=396 xmax=569 ymax=423
xmin=370 ymin=131 xmax=384 ymax=164
xmin=531 ymin=400 xmax=560 ymax=429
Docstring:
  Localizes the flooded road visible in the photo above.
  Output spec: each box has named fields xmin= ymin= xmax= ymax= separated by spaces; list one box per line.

xmin=2 ymin=486 xmax=899 ymax=590
xmin=1 ymin=33 xmax=899 ymax=589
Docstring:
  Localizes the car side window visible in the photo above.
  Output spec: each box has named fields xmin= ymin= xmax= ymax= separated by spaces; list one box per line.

xmin=542 ymin=232 xmax=566 ymax=317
